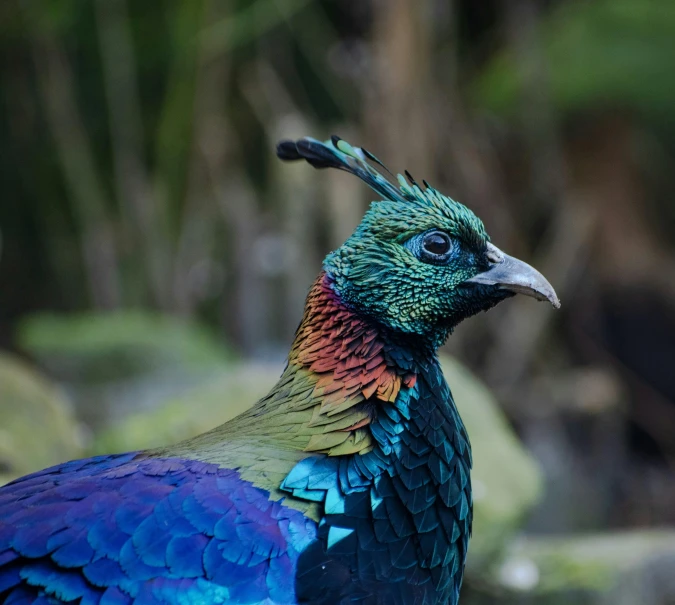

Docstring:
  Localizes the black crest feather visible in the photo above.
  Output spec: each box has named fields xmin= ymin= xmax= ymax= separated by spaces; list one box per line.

xmin=276 ymin=135 xmax=416 ymax=204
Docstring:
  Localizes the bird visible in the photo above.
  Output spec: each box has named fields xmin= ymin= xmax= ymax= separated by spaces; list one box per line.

xmin=0 ymin=135 xmax=559 ymax=605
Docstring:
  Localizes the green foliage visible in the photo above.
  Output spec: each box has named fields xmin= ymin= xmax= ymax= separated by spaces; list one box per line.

xmin=154 ymin=0 xmax=204 ymax=218
xmin=474 ymin=0 xmax=675 ymax=124
xmin=17 ymin=311 xmax=234 ymax=381
xmin=20 ymin=0 xmax=85 ymax=37
xmin=200 ymin=0 xmax=314 ymax=56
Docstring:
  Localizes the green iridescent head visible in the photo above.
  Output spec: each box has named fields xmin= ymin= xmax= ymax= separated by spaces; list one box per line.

xmin=278 ymin=136 xmax=559 ymax=347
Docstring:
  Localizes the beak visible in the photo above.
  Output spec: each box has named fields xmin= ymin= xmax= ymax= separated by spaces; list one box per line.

xmin=465 ymin=243 xmax=560 ymax=308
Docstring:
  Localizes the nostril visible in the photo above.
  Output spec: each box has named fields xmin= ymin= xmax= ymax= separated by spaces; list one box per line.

xmin=486 ymin=243 xmax=504 ymax=264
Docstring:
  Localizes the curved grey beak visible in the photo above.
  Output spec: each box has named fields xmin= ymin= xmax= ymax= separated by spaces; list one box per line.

xmin=466 ymin=243 xmax=560 ymax=308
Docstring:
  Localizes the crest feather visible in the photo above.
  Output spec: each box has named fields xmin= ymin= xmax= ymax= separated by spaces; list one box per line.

xmin=277 ymin=136 xmax=423 ymax=205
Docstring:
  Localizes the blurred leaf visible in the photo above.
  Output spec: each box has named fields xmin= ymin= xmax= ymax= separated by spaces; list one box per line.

xmin=473 ymin=0 xmax=675 ymax=123
xmin=153 ymin=0 xmax=204 ymax=221
xmin=200 ymin=0 xmax=313 ymax=56
xmin=21 ymin=0 xmax=87 ymax=37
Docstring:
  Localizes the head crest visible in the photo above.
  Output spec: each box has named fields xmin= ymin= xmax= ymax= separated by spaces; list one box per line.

xmin=276 ymin=135 xmax=434 ymax=205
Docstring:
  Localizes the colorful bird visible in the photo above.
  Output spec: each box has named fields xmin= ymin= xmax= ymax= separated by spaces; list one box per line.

xmin=0 ymin=136 xmax=559 ymax=605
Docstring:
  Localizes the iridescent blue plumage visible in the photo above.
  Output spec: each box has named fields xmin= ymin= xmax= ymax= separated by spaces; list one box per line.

xmin=283 ymin=365 xmax=472 ymax=605
xmin=0 ymin=455 xmax=316 ymax=605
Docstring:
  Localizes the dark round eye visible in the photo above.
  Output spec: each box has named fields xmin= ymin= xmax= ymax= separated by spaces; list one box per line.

xmin=422 ymin=231 xmax=452 ymax=258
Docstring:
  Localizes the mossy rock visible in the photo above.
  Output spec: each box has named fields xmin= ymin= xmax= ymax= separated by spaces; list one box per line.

xmin=93 ymin=362 xmax=276 ymax=454
xmin=17 ymin=311 xmax=234 ymax=383
xmin=0 ymin=352 xmax=83 ymax=485
xmin=465 ymin=530 xmax=675 ymax=605
xmin=94 ymin=355 xmax=542 ymax=567
xmin=16 ymin=311 xmax=237 ymax=430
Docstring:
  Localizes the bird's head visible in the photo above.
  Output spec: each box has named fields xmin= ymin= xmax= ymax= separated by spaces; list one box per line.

xmin=278 ymin=136 xmax=559 ymax=348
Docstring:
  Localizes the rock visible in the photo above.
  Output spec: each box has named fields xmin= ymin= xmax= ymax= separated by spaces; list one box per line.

xmin=16 ymin=311 xmax=235 ymax=429
xmin=467 ymin=530 xmax=675 ymax=605
xmin=0 ymin=352 xmax=84 ymax=486
xmin=93 ymin=362 xmax=277 ymax=454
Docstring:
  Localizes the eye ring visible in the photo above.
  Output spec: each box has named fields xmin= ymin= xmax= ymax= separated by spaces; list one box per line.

xmin=421 ymin=231 xmax=452 ymax=261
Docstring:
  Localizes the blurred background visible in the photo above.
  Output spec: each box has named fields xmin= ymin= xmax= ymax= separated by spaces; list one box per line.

xmin=2 ymin=0 xmax=675 ymax=602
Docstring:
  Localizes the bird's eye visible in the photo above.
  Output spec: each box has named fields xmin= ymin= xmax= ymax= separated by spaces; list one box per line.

xmin=404 ymin=229 xmax=454 ymax=264
xmin=421 ymin=231 xmax=452 ymax=260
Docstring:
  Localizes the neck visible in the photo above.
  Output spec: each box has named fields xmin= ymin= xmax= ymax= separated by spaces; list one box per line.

xmin=290 ymin=271 xmax=430 ymax=395
xmin=195 ymin=272 xmax=442 ymax=458
xmin=218 ymin=272 xmax=431 ymax=455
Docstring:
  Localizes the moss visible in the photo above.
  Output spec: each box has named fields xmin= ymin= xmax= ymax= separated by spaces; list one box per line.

xmin=17 ymin=311 xmax=234 ymax=382
xmin=92 ymin=362 xmax=276 ymax=453
xmin=0 ymin=352 xmax=83 ymax=485
xmin=467 ymin=529 xmax=675 ymax=605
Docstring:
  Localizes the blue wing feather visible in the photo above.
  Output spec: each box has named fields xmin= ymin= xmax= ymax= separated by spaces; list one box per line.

xmin=0 ymin=454 xmax=317 ymax=604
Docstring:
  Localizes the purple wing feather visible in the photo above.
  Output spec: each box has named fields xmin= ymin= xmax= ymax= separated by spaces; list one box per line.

xmin=0 ymin=454 xmax=317 ymax=605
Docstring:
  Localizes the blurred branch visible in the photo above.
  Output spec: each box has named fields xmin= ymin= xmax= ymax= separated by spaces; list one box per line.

xmin=204 ymin=0 xmax=354 ymax=116
xmin=31 ymin=36 xmax=121 ymax=309
xmin=95 ymin=0 xmax=170 ymax=308
xmin=191 ymin=1 xmax=267 ymax=352
xmin=203 ymin=138 xmax=266 ymax=354
xmin=481 ymin=0 xmax=576 ymax=389
xmin=153 ymin=1 xmax=206 ymax=219
xmin=273 ymin=0 xmax=355 ymax=115
xmin=171 ymin=0 xmax=229 ymax=318
xmin=365 ymin=0 xmax=434 ymax=175
xmin=502 ymin=0 xmax=567 ymax=215
xmin=241 ymin=60 xmax=318 ymax=340
xmin=200 ymin=0 xmax=313 ymax=58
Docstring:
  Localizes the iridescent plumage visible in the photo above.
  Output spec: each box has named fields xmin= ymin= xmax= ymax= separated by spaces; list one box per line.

xmin=0 ymin=136 xmax=558 ymax=605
